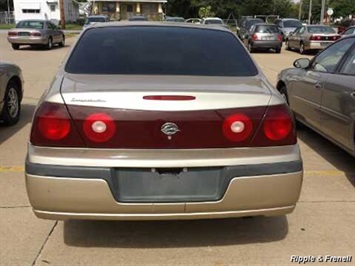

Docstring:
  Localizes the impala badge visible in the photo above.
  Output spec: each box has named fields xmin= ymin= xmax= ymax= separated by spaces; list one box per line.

xmin=161 ymin=122 xmax=180 ymax=136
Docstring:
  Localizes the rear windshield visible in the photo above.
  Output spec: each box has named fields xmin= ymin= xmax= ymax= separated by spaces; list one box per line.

xmin=245 ymin=19 xmax=263 ymax=30
xmin=204 ymin=19 xmax=223 ymax=25
xmin=86 ymin=17 xmax=107 ymax=23
xmin=255 ymin=25 xmax=279 ymax=33
xmin=308 ymin=26 xmax=335 ymax=33
xmin=16 ymin=21 xmax=44 ymax=29
xmin=65 ymin=26 xmax=258 ymax=76
xmin=283 ymin=20 xmax=302 ymax=28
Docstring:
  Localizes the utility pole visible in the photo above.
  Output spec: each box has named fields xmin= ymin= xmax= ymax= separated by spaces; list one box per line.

xmin=308 ymin=0 xmax=312 ymax=24
xmin=59 ymin=0 xmax=66 ymax=29
xmin=298 ymin=0 xmax=302 ymax=21
xmin=320 ymin=0 xmax=325 ymax=24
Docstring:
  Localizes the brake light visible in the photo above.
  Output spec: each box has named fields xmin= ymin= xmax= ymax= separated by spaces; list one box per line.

xmin=222 ymin=114 xmax=253 ymax=142
xmin=30 ymin=32 xmax=41 ymax=37
xmin=83 ymin=113 xmax=116 ymax=142
xmin=278 ymin=34 xmax=283 ymax=42
xmin=30 ymin=102 xmax=85 ymax=147
xmin=333 ymin=35 xmax=340 ymax=40
xmin=8 ymin=31 xmax=17 ymax=36
xmin=143 ymin=95 xmax=195 ymax=101
xmin=252 ymin=34 xmax=258 ymax=41
xmin=310 ymin=35 xmax=321 ymax=41
xmin=252 ymin=105 xmax=296 ymax=146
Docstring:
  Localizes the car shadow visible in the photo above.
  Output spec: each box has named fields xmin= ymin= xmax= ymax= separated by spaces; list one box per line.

xmin=64 ymin=216 xmax=288 ymax=248
xmin=297 ymin=126 xmax=355 ymax=186
xmin=0 ymin=104 xmax=36 ymax=145
xmin=16 ymin=45 xmax=68 ymax=51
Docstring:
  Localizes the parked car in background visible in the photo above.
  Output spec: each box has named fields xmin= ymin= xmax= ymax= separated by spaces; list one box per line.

xmin=274 ymin=18 xmax=302 ymax=40
xmin=242 ymin=23 xmax=283 ymax=53
xmin=337 ymin=18 xmax=355 ymax=34
xmin=185 ymin=18 xmax=202 ymax=24
xmin=237 ymin=17 xmax=264 ymax=39
xmin=7 ymin=20 xmax=65 ymax=50
xmin=277 ymin=35 xmax=355 ymax=157
xmin=286 ymin=25 xmax=340 ymax=54
xmin=201 ymin=17 xmax=229 ymax=29
xmin=83 ymin=15 xmax=110 ymax=29
xmin=128 ymin=15 xmax=148 ymax=21
xmin=165 ymin=16 xmax=185 ymax=22
xmin=0 ymin=62 xmax=23 ymax=126
xmin=341 ymin=26 xmax=355 ymax=37
xmin=25 ymin=22 xmax=302 ymax=221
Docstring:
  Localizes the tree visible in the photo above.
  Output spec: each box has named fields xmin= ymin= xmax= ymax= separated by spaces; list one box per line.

xmin=328 ymin=0 xmax=355 ymax=19
xmin=198 ymin=6 xmax=215 ymax=18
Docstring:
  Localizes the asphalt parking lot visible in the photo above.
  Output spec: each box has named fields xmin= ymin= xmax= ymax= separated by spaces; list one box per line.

xmin=0 ymin=33 xmax=354 ymax=265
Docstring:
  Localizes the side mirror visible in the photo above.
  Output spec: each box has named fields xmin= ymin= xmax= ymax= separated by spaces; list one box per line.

xmin=294 ymin=58 xmax=310 ymax=69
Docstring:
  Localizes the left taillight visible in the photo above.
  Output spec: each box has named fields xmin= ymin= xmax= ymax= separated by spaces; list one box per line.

xmin=30 ymin=102 xmax=85 ymax=147
xmin=8 ymin=31 xmax=17 ymax=36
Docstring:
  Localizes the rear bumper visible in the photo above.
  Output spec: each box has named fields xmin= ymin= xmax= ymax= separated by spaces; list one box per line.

xmin=25 ymin=158 xmax=303 ymax=220
xmin=251 ymin=40 xmax=282 ymax=49
xmin=7 ymin=36 xmax=48 ymax=45
xmin=307 ymin=41 xmax=333 ymax=50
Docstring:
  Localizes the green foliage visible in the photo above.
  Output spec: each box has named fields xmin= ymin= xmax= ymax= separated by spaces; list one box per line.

xmin=198 ymin=6 xmax=215 ymax=18
xmin=328 ymin=0 xmax=355 ymax=19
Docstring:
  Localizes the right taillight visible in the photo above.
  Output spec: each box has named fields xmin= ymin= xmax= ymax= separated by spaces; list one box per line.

xmin=252 ymin=34 xmax=258 ymax=41
xmin=222 ymin=113 xmax=253 ymax=142
xmin=252 ymin=104 xmax=296 ymax=146
xmin=31 ymin=102 xmax=85 ymax=147
xmin=83 ymin=113 xmax=116 ymax=143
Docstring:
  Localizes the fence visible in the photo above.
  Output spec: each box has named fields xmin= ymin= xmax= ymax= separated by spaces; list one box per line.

xmin=0 ymin=11 xmax=15 ymax=24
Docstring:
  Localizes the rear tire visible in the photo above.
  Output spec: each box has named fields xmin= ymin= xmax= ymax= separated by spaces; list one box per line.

xmin=46 ymin=37 xmax=53 ymax=50
xmin=279 ymin=85 xmax=289 ymax=104
xmin=59 ymin=35 xmax=65 ymax=47
xmin=11 ymin=44 xmax=20 ymax=50
xmin=299 ymin=42 xmax=306 ymax=54
xmin=0 ymin=80 xmax=21 ymax=126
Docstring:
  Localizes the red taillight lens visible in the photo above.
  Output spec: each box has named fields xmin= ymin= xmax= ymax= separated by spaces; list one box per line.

xmin=333 ymin=35 xmax=340 ymax=40
xmin=252 ymin=34 xmax=258 ymax=41
xmin=252 ymin=105 xmax=296 ymax=146
xmin=83 ymin=113 xmax=116 ymax=143
xmin=31 ymin=32 xmax=41 ymax=37
xmin=278 ymin=34 xmax=283 ymax=42
xmin=31 ymin=102 xmax=85 ymax=147
xmin=222 ymin=113 xmax=253 ymax=142
xmin=8 ymin=31 xmax=17 ymax=36
xmin=310 ymin=35 xmax=321 ymax=41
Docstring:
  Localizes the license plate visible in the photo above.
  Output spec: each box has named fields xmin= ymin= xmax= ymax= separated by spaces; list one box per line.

xmin=320 ymin=42 xmax=329 ymax=47
xmin=18 ymin=32 xmax=30 ymax=36
xmin=261 ymin=37 xmax=275 ymax=40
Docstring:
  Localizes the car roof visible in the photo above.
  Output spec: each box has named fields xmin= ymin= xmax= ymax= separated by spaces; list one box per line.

xmin=18 ymin=19 xmax=49 ymax=22
xmin=203 ymin=17 xmax=222 ymax=20
xmin=254 ymin=23 xmax=277 ymax=26
xmin=87 ymin=15 xmax=108 ymax=18
xmin=88 ymin=21 xmax=231 ymax=32
xmin=280 ymin=18 xmax=300 ymax=21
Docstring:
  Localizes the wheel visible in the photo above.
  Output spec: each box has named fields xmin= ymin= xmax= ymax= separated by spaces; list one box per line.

xmin=0 ymin=80 xmax=21 ymax=126
xmin=59 ymin=35 xmax=65 ymax=47
xmin=275 ymin=47 xmax=281 ymax=53
xmin=248 ymin=43 xmax=254 ymax=53
xmin=279 ymin=85 xmax=289 ymax=104
xmin=299 ymin=42 xmax=306 ymax=54
xmin=11 ymin=44 xmax=20 ymax=50
xmin=46 ymin=37 xmax=53 ymax=50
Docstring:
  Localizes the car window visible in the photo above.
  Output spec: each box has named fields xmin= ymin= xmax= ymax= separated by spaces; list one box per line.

xmin=344 ymin=28 xmax=355 ymax=35
xmin=299 ymin=27 xmax=305 ymax=34
xmin=283 ymin=20 xmax=302 ymax=28
xmin=307 ymin=26 xmax=335 ymax=34
xmin=245 ymin=19 xmax=263 ymax=30
xmin=339 ymin=42 xmax=355 ymax=75
xmin=16 ymin=20 xmax=44 ymax=29
xmin=86 ymin=17 xmax=107 ymax=23
xmin=204 ymin=19 xmax=223 ymax=25
xmin=292 ymin=27 xmax=301 ymax=35
xmin=311 ymin=38 xmax=354 ymax=73
xmin=66 ymin=26 xmax=258 ymax=77
xmin=255 ymin=25 xmax=279 ymax=33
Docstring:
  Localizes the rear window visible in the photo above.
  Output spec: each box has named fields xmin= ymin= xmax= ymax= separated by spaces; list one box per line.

xmin=283 ymin=20 xmax=302 ymax=28
xmin=65 ymin=26 xmax=258 ymax=76
xmin=86 ymin=17 xmax=107 ymax=23
xmin=245 ymin=19 xmax=263 ymax=30
xmin=255 ymin=25 xmax=279 ymax=33
xmin=308 ymin=26 xmax=335 ymax=34
xmin=16 ymin=21 xmax=44 ymax=29
xmin=204 ymin=19 xmax=223 ymax=25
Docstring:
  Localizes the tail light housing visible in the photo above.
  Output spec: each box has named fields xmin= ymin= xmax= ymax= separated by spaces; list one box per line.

xmin=332 ymin=35 xmax=340 ymax=40
xmin=252 ymin=34 xmax=258 ymax=41
xmin=31 ymin=32 xmax=41 ymax=37
xmin=8 ymin=31 xmax=17 ymax=36
xmin=83 ymin=113 xmax=116 ymax=143
xmin=310 ymin=35 xmax=321 ymax=41
xmin=278 ymin=34 xmax=283 ymax=42
xmin=30 ymin=102 xmax=85 ymax=147
xmin=222 ymin=114 xmax=253 ymax=142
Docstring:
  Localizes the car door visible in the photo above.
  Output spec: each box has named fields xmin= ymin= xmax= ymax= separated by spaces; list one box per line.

xmin=288 ymin=26 xmax=301 ymax=48
xmin=320 ymin=38 xmax=355 ymax=152
xmin=49 ymin=22 xmax=61 ymax=43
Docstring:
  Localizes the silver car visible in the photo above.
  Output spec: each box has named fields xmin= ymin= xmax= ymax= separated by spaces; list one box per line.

xmin=26 ymin=22 xmax=303 ymax=221
xmin=0 ymin=62 xmax=24 ymax=126
xmin=274 ymin=18 xmax=302 ymax=41
xmin=7 ymin=19 xmax=65 ymax=50
xmin=277 ymin=35 xmax=355 ymax=157
xmin=286 ymin=25 xmax=341 ymax=54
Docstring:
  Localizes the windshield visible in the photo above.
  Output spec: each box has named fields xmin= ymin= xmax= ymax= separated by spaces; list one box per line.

xmin=16 ymin=21 xmax=44 ymax=29
xmin=86 ymin=17 xmax=106 ymax=23
xmin=308 ymin=26 xmax=336 ymax=34
xmin=245 ymin=19 xmax=263 ymax=30
xmin=283 ymin=20 xmax=302 ymax=28
xmin=66 ymin=26 xmax=258 ymax=77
